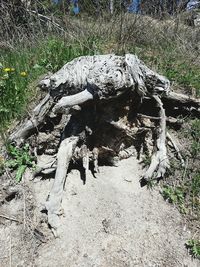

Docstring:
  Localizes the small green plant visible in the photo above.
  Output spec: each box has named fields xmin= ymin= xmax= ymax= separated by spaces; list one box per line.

xmin=186 ymin=239 xmax=200 ymax=259
xmin=161 ymin=185 xmax=187 ymax=213
xmin=5 ymin=144 xmax=35 ymax=182
xmin=162 ymin=186 xmax=184 ymax=204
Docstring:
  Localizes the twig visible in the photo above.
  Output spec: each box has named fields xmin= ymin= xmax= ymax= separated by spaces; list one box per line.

xmin=0 ymin=214 xmax=20 ymax=223
xmin=137 ymin=113 xmax=179 ymax=125
xmin=27 ymin=9 xmax=66 ymax=33
xmin=4 ymin=168 xmax=13 ymax=180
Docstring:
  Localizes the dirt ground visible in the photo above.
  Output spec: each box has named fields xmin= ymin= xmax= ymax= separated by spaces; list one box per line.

xmin=0 ymin=157 xmax=199 ymax=267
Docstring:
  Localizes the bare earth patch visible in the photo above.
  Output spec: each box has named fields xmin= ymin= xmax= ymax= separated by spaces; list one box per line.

xmin=1 ymin=157 xmax=199 ymax=267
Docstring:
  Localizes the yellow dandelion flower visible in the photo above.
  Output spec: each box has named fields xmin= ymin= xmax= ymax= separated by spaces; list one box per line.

xmin=3 ymin=68 xmax=11 ymax=72
xmin=20 ymin=71 xmax=27 ymax=77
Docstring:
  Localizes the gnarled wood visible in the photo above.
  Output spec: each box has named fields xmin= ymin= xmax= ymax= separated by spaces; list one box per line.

xmin=9 ymin=94 xmax=52 ymax=145
xmin=142 ymin=95 xmax=170 ymax=181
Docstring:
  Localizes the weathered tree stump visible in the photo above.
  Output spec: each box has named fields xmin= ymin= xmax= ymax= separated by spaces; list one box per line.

xmin=9 ymin=54 xmax=200 ymax=236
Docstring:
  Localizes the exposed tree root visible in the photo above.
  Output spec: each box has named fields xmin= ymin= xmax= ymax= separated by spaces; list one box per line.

xmin=53 ymin=89 xmax=93 ymax=114
xmin=142 ymin=95 xmax=170 ymax=182
xmin=45 ymin=137 xmax=79 ymax=237
xmin=9 ymin=94 xmax=52 ymax=145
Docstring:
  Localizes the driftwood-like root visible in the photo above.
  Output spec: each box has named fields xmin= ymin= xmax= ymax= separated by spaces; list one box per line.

xmin=9 ymin=94 xmax=52 ymax=145
xmin=52 ymin=89 xmax=93 ymax=114
xmin=45 ymin=136 xmax=79 ymax=237
xmin=92 ymin=147 xmax=99 ymax=173
xmin=80 ymin=145 xmax=89 ymax=172
xmin=142 ymin=95 xmax=170 ymax=182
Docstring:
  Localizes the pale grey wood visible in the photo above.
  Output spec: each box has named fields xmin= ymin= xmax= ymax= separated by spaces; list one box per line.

xmin=39 ymin=54 xmax=170 ymax=98
xmin=9 ymin=94 xmax=52 ymax=145
xmin=143 ymin=95 xmax=170 ymax=181
xmin=52 ymin=89 xmax=93 ymax=114
xmin=45 ymin=136 xmax=79 ymax=237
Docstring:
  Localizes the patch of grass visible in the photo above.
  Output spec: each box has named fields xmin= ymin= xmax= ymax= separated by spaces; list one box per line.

xmin=161 ymin=119 xmax=200 ymax=224
xmin=161 ymin=185 xmax=187 ymax=213
xmin=186 ymin=239 xmax=200 ymax=259
xmin=131 ymin=46 xmax=200 ymax=97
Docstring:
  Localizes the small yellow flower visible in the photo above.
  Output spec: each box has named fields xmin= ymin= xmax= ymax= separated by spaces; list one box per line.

xmin=20 ymin=71 xmax=27 ymax=77
xmin=10 ymin=68 xmax=15 ymax=72
xmin=3 ymin=68 xmax=11 ymax=72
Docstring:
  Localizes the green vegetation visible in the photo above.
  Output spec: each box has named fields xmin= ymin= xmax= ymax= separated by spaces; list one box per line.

xmin=161 ymin=119 xmax=200 ymax=219
xmin=0 ymin=144 xmax=35 ymax=182
xmin=162 ymin=185 xmax=184 ymax=205
xmin=186 ymin=239 xmax=200 ymax=259
xmin=0 ymin=37 xmax=98 ymax=129
xmin=138 ymin=48 xmax=200 ymax=97
xmin=161 ymin=185 xmax=186 ymax=213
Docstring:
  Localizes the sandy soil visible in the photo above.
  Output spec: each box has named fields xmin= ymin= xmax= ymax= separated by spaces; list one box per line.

xmin=0 ymin=157 xmax=199 ymax=267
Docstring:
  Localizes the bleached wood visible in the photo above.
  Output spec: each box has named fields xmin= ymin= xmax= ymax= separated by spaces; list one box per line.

xmin=39 ymin=54 xmax=170 ymax=99
xmin=167 ymin=132 xmax=185 ymax=167
xmin=9 ymin=94 xmax=52 ymax=144
xmin=45 ymin=136 xmax=79 ymax=237
xmin=143 ymin=95 xmax=170 ymax=181
xmin=53 ymin=89 xmax=93 ymax=114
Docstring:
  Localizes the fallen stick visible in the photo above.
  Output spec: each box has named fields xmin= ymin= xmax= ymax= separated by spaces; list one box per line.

xmin=137 ymin=113 xmax=180 ymax=125
xmin=0 ymin=214 xmax=20 ymax=223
